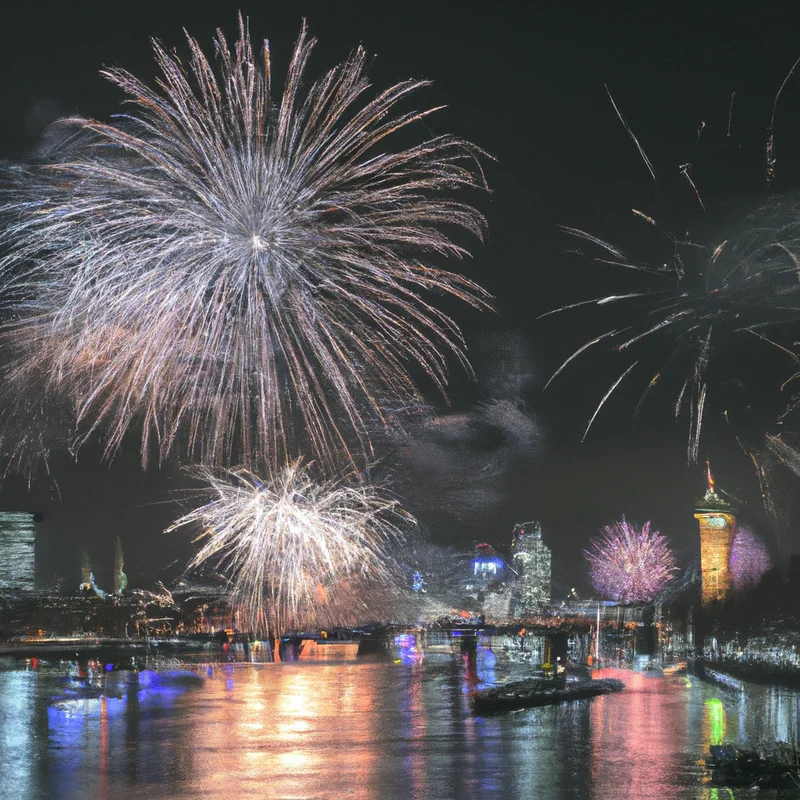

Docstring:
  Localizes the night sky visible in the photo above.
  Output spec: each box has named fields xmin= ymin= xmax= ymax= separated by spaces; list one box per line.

xmin=2 ymin=2 xmax=800 ymax=593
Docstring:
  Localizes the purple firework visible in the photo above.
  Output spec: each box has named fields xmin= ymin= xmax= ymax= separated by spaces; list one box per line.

xmin=729 ymin=524 xmax=771 ymax=593
xmin=585 ymin=518 xmax=677 ymax=603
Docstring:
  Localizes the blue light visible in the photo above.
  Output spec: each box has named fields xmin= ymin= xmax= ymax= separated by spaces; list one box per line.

xmin=471 ymin=555 xmax=504 ymax=576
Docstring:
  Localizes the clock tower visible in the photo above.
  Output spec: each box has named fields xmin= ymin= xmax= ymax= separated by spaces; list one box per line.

xmin=694 ymin=463 xmax=737 ymax=606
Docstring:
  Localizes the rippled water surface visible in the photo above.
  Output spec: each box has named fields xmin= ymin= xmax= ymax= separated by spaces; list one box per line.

xmin=2 ymin=649 xmax=800 ymax=799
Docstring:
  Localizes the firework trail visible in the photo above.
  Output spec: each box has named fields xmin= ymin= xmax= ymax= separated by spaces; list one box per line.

xmin=766 ymin=431 xmax=800 ymax=476
xmin=167 ymin=461 xmax=411 ymax=634
xmin=737 ymin=431 xmax=800 ymax=564
xmin=584 ymin=517 xmax=677 ymax=604
xmin=0 ymin=367 xmax=70 ymax=480
xmin=546 ymin=70 xmax=800 ymax=462
xmin=0 ymin=16 xmax=489 ymax=469
xmin=547 ymin=189 xmax=800 ymax=462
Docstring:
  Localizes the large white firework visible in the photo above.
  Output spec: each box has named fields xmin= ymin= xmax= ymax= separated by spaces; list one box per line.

xmin=0 ymin=16 xmax=489 ymax=468
xmin=167 ymin=461 xmax=410 ymax=633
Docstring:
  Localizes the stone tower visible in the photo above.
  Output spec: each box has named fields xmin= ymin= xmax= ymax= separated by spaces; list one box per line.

xmin=694 ymin=464 xmax=737 ymax=606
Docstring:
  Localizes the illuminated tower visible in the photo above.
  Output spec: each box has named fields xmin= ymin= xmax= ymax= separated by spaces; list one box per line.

xmin=512 ymin=521 xmax=551 ymax=613
xmin=694 ymin=464 xmax=737 ymax=606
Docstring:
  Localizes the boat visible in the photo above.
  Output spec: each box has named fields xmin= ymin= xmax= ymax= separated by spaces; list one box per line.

xmin=472 ymin=677 xmax=625 ymax=714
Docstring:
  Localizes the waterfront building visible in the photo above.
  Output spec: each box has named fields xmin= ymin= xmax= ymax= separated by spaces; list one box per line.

xmin=558 ymin=599 xmax=641 ymax=621
xmin=0 ymin=511 xmax=37 ymax=590
xmin=512 ymin=521 xmax=551 ymax=614
xmin=694 ymin=465 xmax=737 ymax=606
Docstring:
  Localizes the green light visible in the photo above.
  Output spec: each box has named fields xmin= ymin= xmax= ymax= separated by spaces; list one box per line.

xmin=705 ymin=697 xmax=725 ymax=745
xmin=708 ymin=787 xmax=735 ymax=799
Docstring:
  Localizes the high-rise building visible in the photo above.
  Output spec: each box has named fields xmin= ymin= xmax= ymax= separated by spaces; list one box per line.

xmin=694 ymin=464 xmax=737 ymax=606
xmin=0 ymin=512 xmax=37 ymax=590
xmin=512 ymin=521 xmax=551 ymax=613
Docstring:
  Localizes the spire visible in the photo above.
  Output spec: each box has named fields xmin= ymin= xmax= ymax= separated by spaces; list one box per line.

xmin=696 ymin=460 xmax=734 ymax=512
xmin=706 ymin=460 xmax=715 ymax=496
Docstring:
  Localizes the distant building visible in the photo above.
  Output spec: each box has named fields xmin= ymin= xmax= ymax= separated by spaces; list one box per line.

xmin=512 ymin=521 xmax=551 ymax=613
xmin=483 ymin=585 xmax=515 ymax=623
xmin=559 ymin=599 xmax=644 ymax=622
xmin=694 ymin=464 xmax=737 ymax=606
xmin=0 ymin=512 xmax=37 ymax=590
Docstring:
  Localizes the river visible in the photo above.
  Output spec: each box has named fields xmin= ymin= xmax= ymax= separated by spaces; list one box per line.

xmin=1 ymin=644 xmax=799 ymax=799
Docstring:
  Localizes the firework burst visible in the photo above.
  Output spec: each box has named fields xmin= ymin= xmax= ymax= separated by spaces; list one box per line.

xmin=167 ymin=461 xmax=411 ymax=633
xmin=548 ymin=188 xmax=800 ymax=463
xmin=545 ymin=75 xmax=800 ymax=463
xmin=585 ymin=517 xmax=677 ymax=604
xmin=729 ymin=523 xmax=771 ymax=593
xmin=0 ymin=16 xmax=489 ymax=469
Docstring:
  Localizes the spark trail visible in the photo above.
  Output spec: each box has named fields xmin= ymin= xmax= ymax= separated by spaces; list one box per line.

xmin=548 ymin=192 xmax=800 ymax=461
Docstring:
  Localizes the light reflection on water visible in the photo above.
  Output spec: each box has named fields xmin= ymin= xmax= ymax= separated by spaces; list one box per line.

xmin=1 ymin=652 xmax=800 ymax=799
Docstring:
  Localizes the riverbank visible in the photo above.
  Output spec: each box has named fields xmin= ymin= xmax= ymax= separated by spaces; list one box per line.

xmin=0 ymin=633 xmax=367 ymax=662
xmin=0 ymin=635 xmax=217 ymax=659
xmin=694 ymin=656 xmax=800 ymax=690
xmin=706 ymin=743 xmax=800 ymax=790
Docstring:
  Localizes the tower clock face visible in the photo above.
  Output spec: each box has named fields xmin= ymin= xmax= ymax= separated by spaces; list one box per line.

xmin=708 ymin=516 xmax=727 ymax=528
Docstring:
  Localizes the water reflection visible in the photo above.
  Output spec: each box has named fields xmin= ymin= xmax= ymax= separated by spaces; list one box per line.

xmin=1 ymin=655 xmax=800 ymax=799
xmin=44 ymin=668 xmax=200 ymax=797
xmin=589 ymin=669 xmax=693 ymax=798
xmin=0 ymin=670 xmax=36 ymax=799
xmin=704 ymin=697 xmax=726 ymax=746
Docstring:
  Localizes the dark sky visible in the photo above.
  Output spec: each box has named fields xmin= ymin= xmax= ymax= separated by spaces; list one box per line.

xmin=2 ymin=1 xmax=800 ymax=592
